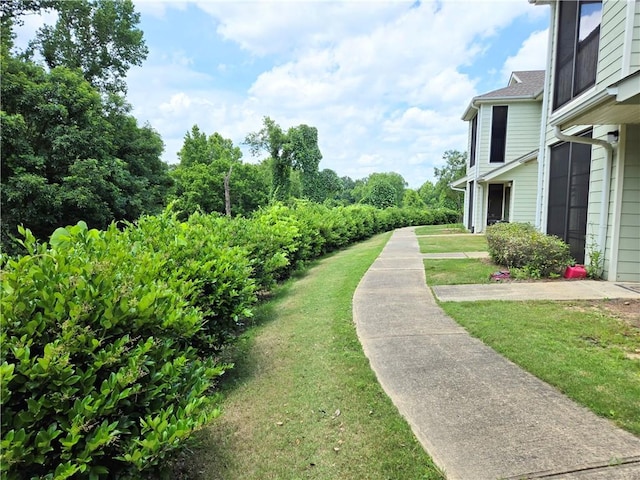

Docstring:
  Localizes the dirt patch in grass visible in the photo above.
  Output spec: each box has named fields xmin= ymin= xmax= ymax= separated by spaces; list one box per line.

xmin=567 ymin=299 xmax=640 ymax=329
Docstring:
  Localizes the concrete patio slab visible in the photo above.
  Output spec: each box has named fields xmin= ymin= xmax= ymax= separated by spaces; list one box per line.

xmin=432 ymin=280 xmax=640 ymax=302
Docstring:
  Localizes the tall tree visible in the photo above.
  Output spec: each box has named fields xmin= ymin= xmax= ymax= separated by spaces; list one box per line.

xmin=433 ymin=150 xmax=467 ymax=212
xmin=27 ymin=0 xmax=147 ymax=94
xmin=245 ymin=117 xmax=322 ymax=201
xmin=1 ymin=44 xmax=170 ymax=252
xmin=172 ymin=127 xmax=268 ymax=217
xmin=357 ymin=172 xmax=408 ymax=208
xmin=178 ymin=126 xmax=242 ymax=167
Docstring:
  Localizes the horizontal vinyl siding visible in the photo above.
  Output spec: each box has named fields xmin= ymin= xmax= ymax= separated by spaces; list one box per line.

xmin=597 ymin=0 xmax=626 ymax=87
xmin=477 ymin=101 xmax=541 ymax=177
xmin=631 ymin=6 xmax=640 ymax=70
xmin=504 ymin=102 xmax=542 ymax=161
xmin=511 ymin=162 xmax=539 ymax=224
xmin=491 ymin=161 xmax=539 ymax=224
xmin=476 ymin=105 xmax=493 ymax=176
xmin=617 ymin=124 xmax=640 ymax=281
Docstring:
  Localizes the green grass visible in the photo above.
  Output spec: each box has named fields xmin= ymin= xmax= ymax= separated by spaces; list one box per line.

xmin=440 ymin=300 xmax=640 ymax=435
xmin=173 ymin=233 xmax=444 ymax=480
xmin=414 ymin=223 xmax=467 ymax=235
xmin=418 ymin=234 xmax=487 ymax=253
xmin=424 ymin=258 xmax=503 ymax=285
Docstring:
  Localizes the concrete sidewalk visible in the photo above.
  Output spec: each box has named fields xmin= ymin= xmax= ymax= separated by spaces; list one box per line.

xmin=352 ymin=227 xmax=640 ymax=480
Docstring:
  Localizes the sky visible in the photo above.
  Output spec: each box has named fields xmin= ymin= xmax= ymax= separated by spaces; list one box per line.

xmin=16 ymin=0 xmax=552 ymax=188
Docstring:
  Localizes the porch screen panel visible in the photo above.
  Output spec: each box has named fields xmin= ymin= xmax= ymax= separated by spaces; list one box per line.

xmin=547 ymin=143 xmax=570 ymax=239
xmin=554 ymin=0 xmax=578 ymax=109
xmin=566 ymin=142 xmax=592 ymax=263
xmin=553 ymin=0 xmax=602 ymax=109
xmin=574 ymin=2 xmax=602 ymax=95
xmin=547 ymin=133 xmax=592 ymax=264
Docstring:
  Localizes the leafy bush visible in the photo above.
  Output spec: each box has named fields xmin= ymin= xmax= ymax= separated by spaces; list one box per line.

xmin=124 ymin=212 xmax=257 ymax=353
xmin=1 ymin=223 xmax=226 ymax=479
xmin=486 ymin=222 xmax=573 ymax=277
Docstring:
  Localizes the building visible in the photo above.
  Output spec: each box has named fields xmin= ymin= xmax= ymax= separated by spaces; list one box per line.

xmin=531 ymin=0 xmax=640 ymax=280
xmin=452 ymin=70 xmax=544 ymax=233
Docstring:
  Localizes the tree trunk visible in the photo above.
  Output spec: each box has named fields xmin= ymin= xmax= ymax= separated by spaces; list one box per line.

xmin=224 ymin=165 xmax=233 ymax=217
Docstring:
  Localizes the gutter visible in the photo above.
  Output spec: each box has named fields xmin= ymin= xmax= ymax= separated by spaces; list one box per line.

xmin=553 ymin=125 xmax=615 ymax=263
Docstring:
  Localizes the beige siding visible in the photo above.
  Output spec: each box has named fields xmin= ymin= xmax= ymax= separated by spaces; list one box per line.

xmin=616 ymin=124 xmax=640 ymax=281
xmin=597 ymin=0 xmax=627 ymax=87
xmin=490 ymin=161 xmax=539 ymax=225
xmin=476 ymin=104 xmax=493 ymax=176
xmin=633 ymin=5 xmax=640 ymax=70
xmin=477 ymin=101 xmax=541 ymax=177
xmin=504 ymin=102 xmax=542 ymax=160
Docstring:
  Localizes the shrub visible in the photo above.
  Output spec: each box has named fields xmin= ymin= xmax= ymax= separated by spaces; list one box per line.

xmin=0 ymin=223 xmax=226 ymax=479
xmin=124 ymin=212 xmax=257 ymax=353
xmin=486 ymin=222 xmax=573 ymax=277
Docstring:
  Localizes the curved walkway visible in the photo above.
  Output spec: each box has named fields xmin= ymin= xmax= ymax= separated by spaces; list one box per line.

xmin=353 ymin=227 xmax=640 ymax=480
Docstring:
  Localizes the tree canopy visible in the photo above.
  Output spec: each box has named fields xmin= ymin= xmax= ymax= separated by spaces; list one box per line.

xmin=25 ymin=0 xmax=148 ymax=95
xmin=171 ymin=126 xmax=269 ymax=217
xmin=245 ymin=117 xmax=323 ymax=201
xmin=1 ymin=0 xmax=169 ymax=253
xmin=418 ymin=150 xmax=466 ymax=212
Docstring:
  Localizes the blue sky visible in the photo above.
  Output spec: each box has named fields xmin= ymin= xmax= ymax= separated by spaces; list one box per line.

xmin=17 ymin=1 xmax=552 ymax=188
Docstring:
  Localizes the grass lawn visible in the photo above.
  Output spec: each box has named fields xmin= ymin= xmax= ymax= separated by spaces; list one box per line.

xmin=414 ymin=224 xmax=467 ymax=235
xmin=439 ymin=299 xmax=640 ymax=436
xmin=418 ymin=234 xmax=487 ymax=253
xmin=173 ymin=233 xmax=444 ymax=480
xmin=424 ymin=258 xmax=504 ymax=285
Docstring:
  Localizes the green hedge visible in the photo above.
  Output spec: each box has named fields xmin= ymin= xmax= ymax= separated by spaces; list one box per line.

xmin=0 ymin=223 xmax=225 ymax=479
xmin=485 ymin=222 xmax=573 ymax=278
xmin=1 ymin=203 xmax=458 ymax=478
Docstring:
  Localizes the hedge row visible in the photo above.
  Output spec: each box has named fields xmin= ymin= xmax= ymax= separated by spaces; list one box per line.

xmin=0 ymin=202 xmax=458 ymax=479
xmin=485 ymin=222 xmax=573 ymax=278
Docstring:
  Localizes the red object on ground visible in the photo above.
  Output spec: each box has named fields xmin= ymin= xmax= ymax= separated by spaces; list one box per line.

xmin=564 ymin=265 xmax=587 ymax=279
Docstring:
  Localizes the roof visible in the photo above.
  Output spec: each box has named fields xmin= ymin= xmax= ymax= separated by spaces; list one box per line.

xmin=449 ymin=149 xmax=538 ymax=189
xmin=479 ymin=149 xmax=538 ymax=182
xmin=462 ymin=70 xmax=545 ymax=120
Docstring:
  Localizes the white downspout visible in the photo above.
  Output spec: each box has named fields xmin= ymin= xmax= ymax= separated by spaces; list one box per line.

xmin=553 ymin=125 xmax=614 ymax=261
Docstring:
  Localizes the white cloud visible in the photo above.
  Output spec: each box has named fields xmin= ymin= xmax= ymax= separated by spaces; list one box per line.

xmin=124 ymin=0 xmax=549 ymax=186
xmin=501 ymin=28 xmax=549 ymax=79
xmin=133 ymin=1 xmax=188 ymax=19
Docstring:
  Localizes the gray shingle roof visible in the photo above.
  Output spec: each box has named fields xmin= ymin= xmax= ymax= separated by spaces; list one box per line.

xmin=475 ymin=70 xmax=545 ymax=100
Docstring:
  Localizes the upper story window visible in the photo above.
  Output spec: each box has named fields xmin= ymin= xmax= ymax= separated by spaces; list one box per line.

xmin=553 ymin=0 xmax=602 ymax=110
xmin=489 ymin=106 xmax=508 ymax=163
xmin=469 ymin=115 xmax=477 ymax=167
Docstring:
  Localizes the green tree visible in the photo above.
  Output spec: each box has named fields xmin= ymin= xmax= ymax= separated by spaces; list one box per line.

xmin=363 ymin=180 xmax=397 ymax=209
xmin=27 ymin=0 xmax=148 ymax=95
xmin=433 ymin=150 xmax=467 ymax=212
xmin=178 ymin=125 xmax=242 ymax=167
xmin=1 ymin=48 xmax=170 ymax=252
xmin=417 ymin=180 xmax=440 ymax=207
xmin=403 ymin=189 xmax=427 ymax=209
xmin=172 ymin=127 xmax=269 ymax=217
xmin=356 ymin=172 xmax=408 ymax=208
xmin=245 ymin=117 xmax=322 ymax=201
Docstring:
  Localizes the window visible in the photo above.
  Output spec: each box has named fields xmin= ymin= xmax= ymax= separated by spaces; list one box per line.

xmin=489 ymin=106 xmax=508 ymax=163
xmin=469 ymin=115 xmax=477 ymax=167
xmin=553 ymin=1 xmax=602 ymax=109
xmin=546 ymin=131 xmax=593 ymax=264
